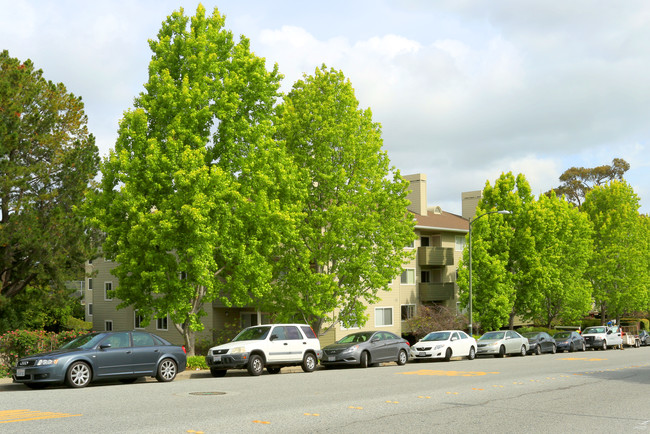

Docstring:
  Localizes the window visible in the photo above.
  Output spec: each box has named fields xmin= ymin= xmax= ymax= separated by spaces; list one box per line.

xmin=401 ymin=304 xmax=415 ymax=321
xmin=104 ymin=282 xmax=113 ymax=301
xmin=240 ymin=313 xmax=270 ymax=328
xmin=134 ymin=311 xmax=145 ymax=329
xmin=102 ymin=332 xmax=130 ymax=348
xmin=132 ymin=332 xmax=155 ymax=347
xmin=105 ymin=320 xmax=113 ymax=331
xmin=156 ymin=316 xmax=168 ymax=331
xmin=400 ymin=269 xmax=415 ymax=285
xmin=455 ymin=235 xmax=466 ymax=251
xmin=88 ymin=303 xmax=93 ymax=316
xmin=421 ymin=270 xmax=430 ymax=283
xmin=375 ymin=307 xmax=393 ymax=327
xmin=420 ymin=236 xmax=430 ymax=247
xmin=88 ymin=278 xmax=93 ymax=290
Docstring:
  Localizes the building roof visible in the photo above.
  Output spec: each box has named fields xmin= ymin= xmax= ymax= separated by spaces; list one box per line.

xmin=413 ymin=210 xmax=469 ymax=233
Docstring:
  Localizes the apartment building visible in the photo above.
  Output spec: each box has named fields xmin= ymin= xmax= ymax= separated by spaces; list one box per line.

xmin=85 ymin=173 xmax=469 ymax=346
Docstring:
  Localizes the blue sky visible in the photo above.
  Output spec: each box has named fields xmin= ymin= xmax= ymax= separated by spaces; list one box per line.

xmin=3 ymin=1 xmax=649 ymax=214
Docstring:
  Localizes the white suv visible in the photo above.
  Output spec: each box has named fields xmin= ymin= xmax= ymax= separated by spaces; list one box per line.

xmin=205 ymin=324 xmax=322 ymax=377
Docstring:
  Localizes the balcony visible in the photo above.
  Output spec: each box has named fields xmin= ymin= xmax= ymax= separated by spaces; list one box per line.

xmin=419 ymin=282 xmax=456 ymax=302
xmin=417 ymin=246 xmax=454 ymax=266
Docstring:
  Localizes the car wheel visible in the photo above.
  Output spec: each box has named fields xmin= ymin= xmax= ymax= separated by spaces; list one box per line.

xmin=360 ymin=351 xmax=370 ymax=368
xmin=551 ymin=344 xmax=557 ymax=354
xmin=520 ymin=345 xmax=526 ymax=357
xmin=397 ymin=349 xmax=408 ymax=365
xmin=267 ymin=367 xmax=281 ymax=375
xmin=302 ymin=353 xmax=317 ymax=373
xmin=210 ymin=368 xmax=227 ymax=377
xmin=601 ymin=342 xmax=607 ymax=351
xmin=569 ymin=342 xmax=575 ymax=352
xmin=467 ymin=346 xmax=476 ymax=360
xmin=581 ymin=342 xmax=586 ymax=351
xmin=156 ymin=358 xmax=177 ymax=382
xmin=444 ymin=348 xmax=453 ymax=361
xmin=66 ymin=361 xmax=91 ymax=388
xmin=247 ymin=354 xmax=264 ymax=376
xmin=535 ymin=345 xmax=541 ymax=355
xmin=496 ymin=345 xmax=506 ymax=358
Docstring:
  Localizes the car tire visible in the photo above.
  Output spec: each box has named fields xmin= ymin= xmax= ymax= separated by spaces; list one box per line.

xmin=601 ymin=342 xmax=607 ymax=351
xmin=535 ymin=345 xmax=541 ymax=355
xmin=551 ymin=344 xmax=556 ymax=354
xmin=247 ymin=354 xmax=264 ymax=376
xmin=302 ymin=353 xmax=317 ymax=373
xmin=156 ymin=358 xmax=177 ymax=382
xmin=496 ymin=345 xmax=506 ymax=358
xmin=569 ymin=342 xmax=575 ymax=352
xmin=467 ymin=346 xmax=476 ymax=360
xmin=520 ymin=345 xmax=526 ymax=357
xmin=444 ymin=348 xmax=453 ymax=361
xmin=66 ymin=361 xmax=91 ymax=388
xmin=360 ymin=351 xmax=370 ymax=368
xmin=210 ymin=368 xmax=227 ymax=377
xmin=397 ymin=349 xmax=408 ymax=365
xmin=267 ymin=367 xmax=281 ymax=375
xmin=581 ymin=342 xmax=586 ymax=351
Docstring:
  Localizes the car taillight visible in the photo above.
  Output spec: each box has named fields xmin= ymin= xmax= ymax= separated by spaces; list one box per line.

xmin=182 ymin=345 xmax=187 ymax=354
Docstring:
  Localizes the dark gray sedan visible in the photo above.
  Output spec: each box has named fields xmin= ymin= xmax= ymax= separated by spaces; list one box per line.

xmin=12 ymin=331 xmax=187 ymax=388
xmin=553 ymin=331 xmax=586 ymax=352
xmin=321 ymin=331 xmax=410 ymax=368
xmin=522 ymin=332 xmax=557 ymax=355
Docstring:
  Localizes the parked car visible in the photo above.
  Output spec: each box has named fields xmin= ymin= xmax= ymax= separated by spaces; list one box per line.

xmin=12 ymin=331 xmax=187 ymax=389
xmin=205 ymin=324 xmax=322 ymax=377
xmin=476 ymin=330 xmax=529 ymax=358
xmin=522 ymin=332 xmax=556 ymax=355
xmin=410 ymin=330 xmax=477 ymax=361
xmin=321 ymin=331 xmax=409 ymax=368
xmin=639 ymin=330 xmax=650 ymax=346
xmin=553 ymin=331 xmax=586 ymax=352
xmin=582 ymin=325 xmax=622 ymax=350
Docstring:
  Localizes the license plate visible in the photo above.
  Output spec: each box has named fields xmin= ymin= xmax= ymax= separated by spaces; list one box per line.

xmin=212 ymin=356 xmax=221 ymax=362
xmin=328 ymin=356 xmax=335 ymax=361
xmin=418 ymin=352 xmax=427 ymax=357
xmin=17 ymin=369 xmax=25 ymax=377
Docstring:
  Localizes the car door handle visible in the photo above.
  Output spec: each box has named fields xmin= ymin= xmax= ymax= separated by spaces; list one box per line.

xmin=284 ymin=343 xmax=288 ymax=346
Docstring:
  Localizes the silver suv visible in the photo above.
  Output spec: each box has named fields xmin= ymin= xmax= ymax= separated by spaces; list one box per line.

xmin=205 ymin=324 xmax=322 ymax=377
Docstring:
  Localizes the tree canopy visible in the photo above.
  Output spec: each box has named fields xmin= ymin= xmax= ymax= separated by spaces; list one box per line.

xmin=0 ymin=50 xmax=99 ymax=330
xmin=88 ymin=5 xmax=302 ymax=355
xmin=272 ymin=65 xmax=415 ymax=333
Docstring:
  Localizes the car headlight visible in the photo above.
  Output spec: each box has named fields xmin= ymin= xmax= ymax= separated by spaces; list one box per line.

xmin=486 ymin=342 xmax=499 ymax=347
xmin=342 ymin=345 xmax=359 ymax=354
xmin=36 ymin=359 xmax=58 ymax=366
xmin=229 ymin=347 xmax=246 ymax=354
xmin=434 ymin=344 xmax=444 ymax=350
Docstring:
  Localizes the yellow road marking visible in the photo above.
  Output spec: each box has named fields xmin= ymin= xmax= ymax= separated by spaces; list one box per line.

xmin=0 ymin=410 xmax=82 ymax=424
xmin=400 ymin=370 xmax=499 ymax=377
xmin=445 ymin=392 xmax=459 ymax=395
xmin=187 ymin=431 xmax=205 ymax=433
xmin=385 ymin=401 xmax=399 ymax=404
xmin=348 ymin=406 xmax=363 ymax=410
xmin=418 ymin=396 xmax=431 ymax=399
xmin=304 ymin=413 xmax=320 ymax=417
xmin=560 ymin=357 xmax=606 ymax=361
xmin=252 ymin=420 xmax=270 ymax=425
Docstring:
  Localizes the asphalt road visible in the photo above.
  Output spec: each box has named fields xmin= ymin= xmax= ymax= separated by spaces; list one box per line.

xmin=2 ymin=346 xmax=650 ymax=433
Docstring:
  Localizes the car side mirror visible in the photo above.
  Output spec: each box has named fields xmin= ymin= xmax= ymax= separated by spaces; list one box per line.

xmin=371 ymin=337 xmax=379 ymax=343
xmin=99 ymin=344 xmax=112 ymax=349
xmin=270 ymin=334 xmax=278 ymax=341
xmin=450 ymin=337 xmax=457 ymax=341
xmin=607 ymin=330 xmax=612 ymax=335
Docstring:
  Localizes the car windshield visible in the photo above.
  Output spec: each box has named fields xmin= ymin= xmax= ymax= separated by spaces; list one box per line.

xmin=554 ymin=332 xmax=571 ymax=339
xmin=480 ymin=332 xmax=505 ymax=340
xmin=233 ymin=326 xmax=272 ymax=342
xmin=59 ymin=333 xmax=104 ymax=350
xmin=583 ymin=327 xmax=606 ymax=334
xmin=522 ymin=332 xmax=539 ymax=339
xmin=422 ymin=332 xmax=450 ymax=341
xmin=337 ymin=332 xmax=375 ymax=344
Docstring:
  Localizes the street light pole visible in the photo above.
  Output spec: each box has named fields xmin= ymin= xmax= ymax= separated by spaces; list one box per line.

xmin=468 ymin=210 xmax=511 ymax=336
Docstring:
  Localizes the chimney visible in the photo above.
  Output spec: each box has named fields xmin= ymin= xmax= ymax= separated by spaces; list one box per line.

xmin=404 ymin=173 xmax=427 ymax=216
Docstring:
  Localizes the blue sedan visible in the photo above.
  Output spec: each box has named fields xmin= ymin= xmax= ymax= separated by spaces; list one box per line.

xmin=12 ymin=331 xmax=187 ymax=388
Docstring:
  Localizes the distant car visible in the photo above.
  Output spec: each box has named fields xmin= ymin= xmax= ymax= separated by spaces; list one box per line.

xmin=553 ymin=331 xmax=586 ymax=352
xmin=522 ymin=332 xmax=557 ymax=355
xmin=582 ymin=325 xmax=622 ymax=350
xmin=476 ymin=330 xmax=529 ymax=358
xmin=12 ymin=331 xmax=187 ymax=389
xmin=639 ymin=330 xmax=650 ymax=346
xmin=321 ymin=331 xmax=410 ymax=368
xmin=410 ymin=330 xmax=477 ymax=361
xmin=205 ymin=324 xmax=322 ymax=377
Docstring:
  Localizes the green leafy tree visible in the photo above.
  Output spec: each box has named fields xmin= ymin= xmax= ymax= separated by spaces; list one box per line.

xmin=272 ymin=65 xmax=415 ymax=333
xmin=582 ymin=180 xmax=648 ymax=324
xmin=458 ymin=172 xmax=535 ymax=331
xmin=0 ymin=50 xmax=99 ymax=328
xmin=549 ymin=158 xmax=629 ymax=207
xmin=88 ymin=5 xmax=302 ymax=355
xmin=527 ymin=194 xmax=593 ymax=327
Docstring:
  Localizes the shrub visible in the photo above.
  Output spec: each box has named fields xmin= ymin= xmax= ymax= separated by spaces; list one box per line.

xmin=404 ymin=304 xmax=468 ymax=341
xmin=186 ymin=355 xmax=208 ymax=370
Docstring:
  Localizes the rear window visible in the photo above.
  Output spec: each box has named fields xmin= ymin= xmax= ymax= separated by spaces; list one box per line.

xmin=300 ymin=326 xmax=317 ymax=339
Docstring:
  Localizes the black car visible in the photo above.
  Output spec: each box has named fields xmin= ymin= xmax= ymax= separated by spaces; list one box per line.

xmin=553 ymin=331 xmax=586 ymax=352
xmin=522 ymin=332 xmax=556 ymax=355
xmin=12 ymin=331 xmax=187 ymax=388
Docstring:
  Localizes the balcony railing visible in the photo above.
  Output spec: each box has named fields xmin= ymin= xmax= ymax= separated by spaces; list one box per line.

xmin=419 ymin=282 xmax=456 ymax=301
xmin=417 ymin=246 xmax=454 ymax=266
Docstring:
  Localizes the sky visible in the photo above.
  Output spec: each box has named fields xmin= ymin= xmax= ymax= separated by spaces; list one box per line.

xmin=2 ymin=0 xmax=649 ymax=215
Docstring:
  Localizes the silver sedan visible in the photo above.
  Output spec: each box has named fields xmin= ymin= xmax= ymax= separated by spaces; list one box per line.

xmin=476 ymin=330 xmax=529 ymax=358
xmin=321 ymin=331 xmax=410 ymax=368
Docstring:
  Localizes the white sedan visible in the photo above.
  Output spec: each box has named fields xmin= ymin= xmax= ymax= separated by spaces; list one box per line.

xmin=410 ymin=330 xmax=477 ymax=361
